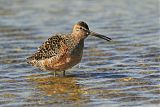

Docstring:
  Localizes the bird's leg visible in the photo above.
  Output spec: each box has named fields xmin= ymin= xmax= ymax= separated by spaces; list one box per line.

xmin=53 ymin=71 xmax=56 ymax=77
xmin=63 ymin=71 xmax=66 ymax=76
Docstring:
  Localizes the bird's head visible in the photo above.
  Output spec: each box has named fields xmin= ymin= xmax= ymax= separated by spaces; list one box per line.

xmin=72 ymin=21 xmax=111 ymax=41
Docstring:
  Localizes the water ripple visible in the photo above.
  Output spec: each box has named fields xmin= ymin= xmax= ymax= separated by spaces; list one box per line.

xmin=0 ymin=0 xmax=159 ymax=107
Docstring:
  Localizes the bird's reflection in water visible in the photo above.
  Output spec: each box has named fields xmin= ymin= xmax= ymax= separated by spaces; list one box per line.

xmin=27 ymin=74 xmax=88 ymax=104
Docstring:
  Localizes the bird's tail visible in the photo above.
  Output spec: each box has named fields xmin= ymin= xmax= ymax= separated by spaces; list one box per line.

xmin=26 ymin=56 xmax=37 ymax=65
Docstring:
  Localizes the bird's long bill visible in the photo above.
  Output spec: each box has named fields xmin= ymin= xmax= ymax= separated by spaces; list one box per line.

xmin=90 ymin=31 xmax=111 ymax=41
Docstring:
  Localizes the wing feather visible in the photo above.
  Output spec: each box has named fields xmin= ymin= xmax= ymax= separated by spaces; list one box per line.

xmin=27 ymin=34 xmax=65 ymax=63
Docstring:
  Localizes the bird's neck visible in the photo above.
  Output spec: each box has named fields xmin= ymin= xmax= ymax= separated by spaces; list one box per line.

xmin=71 ymin=33 xmax=84 ymax=44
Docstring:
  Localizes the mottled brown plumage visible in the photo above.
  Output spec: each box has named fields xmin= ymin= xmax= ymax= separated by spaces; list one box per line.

xmin=27 ymin=21 xmax=111 ymax=76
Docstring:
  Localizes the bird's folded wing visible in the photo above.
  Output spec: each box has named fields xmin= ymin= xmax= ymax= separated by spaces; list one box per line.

xmin=27 ymin=34 xmax=68 ymax=63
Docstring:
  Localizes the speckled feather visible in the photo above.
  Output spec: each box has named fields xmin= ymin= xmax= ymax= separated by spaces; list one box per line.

xmin=27 ymin=33 xmax=75 ymax=62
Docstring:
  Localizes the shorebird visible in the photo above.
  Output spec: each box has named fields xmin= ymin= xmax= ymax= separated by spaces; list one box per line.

xmin=27 ymin=21 xmax=111 ymax=76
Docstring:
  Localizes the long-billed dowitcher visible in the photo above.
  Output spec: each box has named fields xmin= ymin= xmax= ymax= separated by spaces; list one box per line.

xmin=27 ymin=21 xmax=111 ymax=76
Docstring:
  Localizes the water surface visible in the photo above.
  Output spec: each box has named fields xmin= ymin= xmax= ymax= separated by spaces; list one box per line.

xmin=0 ymin=0 xmax=159 ymax=107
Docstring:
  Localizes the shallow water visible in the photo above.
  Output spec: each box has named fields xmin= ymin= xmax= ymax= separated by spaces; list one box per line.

xmin=0 ymin=0 xmax=160 ymax=107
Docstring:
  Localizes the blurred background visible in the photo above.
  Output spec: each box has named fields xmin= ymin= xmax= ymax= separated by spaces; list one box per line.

xmin=0 ymin=0 xmax=159 ymax=107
